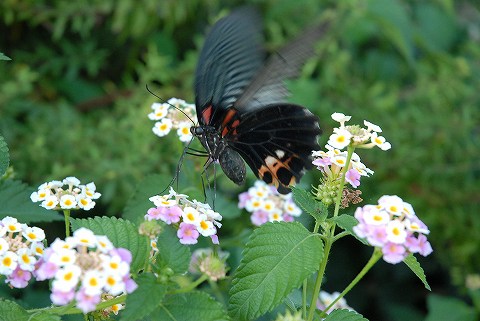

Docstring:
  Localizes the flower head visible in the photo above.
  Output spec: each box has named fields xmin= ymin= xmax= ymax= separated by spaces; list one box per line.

xmin=0 ymin=217 xmax=46 ymax=288
xmin=146 ymin=187 xmax=222 ymax=245
xmin=34 ymin=228 xmax=137 ymax=313
xmin=189 ymin=248 xmax=229 ymax=281
xmin=353 ymin=196 xmax=432 ymax=264
xmin=31 ymin=178 xmax=100 ymax=211
xmin=238 ymin=181 xmax=302 ymax=226
xmin=148 ymin=98 xmax=196 ymax=143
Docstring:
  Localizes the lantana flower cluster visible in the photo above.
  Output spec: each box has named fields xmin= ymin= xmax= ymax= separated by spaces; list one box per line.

xmin=238 ymin=181 xmax=302 ymax=226
xmin=30 ymin=177 xmax=101 ymax=211
xmin=312 ymin=113 xmax=391 ymax=206
xmin=34 ymin=228 xmax=137 ymax=313
xmin=0 ymin=216 xmax=45 ymax=288
xmin=353 ymin=195 xmax=433 ymax=264
xmin=146 ymin=187 xmax=222 ymax=245
xmin=148 ymin=98 xmax=196 ymax=142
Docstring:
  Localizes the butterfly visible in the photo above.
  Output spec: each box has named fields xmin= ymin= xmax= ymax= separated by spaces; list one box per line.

xmin=191 ymin=8 xmax=327 ymax=194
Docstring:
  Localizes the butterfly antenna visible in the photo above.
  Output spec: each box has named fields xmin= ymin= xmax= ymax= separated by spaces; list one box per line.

xmin=145 ymin=84 xmax=197 ymax=125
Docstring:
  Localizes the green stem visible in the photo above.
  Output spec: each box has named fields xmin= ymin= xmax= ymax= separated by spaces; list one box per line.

xmin=302 ymin=279 xmax=308 ymax=319
xmin=307 ymin=146 xmax=356 ymax=321
xmin=319 ymin=248 xmax=382 ymax=318
xmin=307 ymin=237 xmax=333 ymax=321
xmin=332 ymin=146 xmax=355 ymax=218
xmin=170 ymin=274 xmax=208 ymax=294
xmin=63 ymin=209 xmax=71 ymax=237
xmin=27 ymin=295 xmax=127 ymax=316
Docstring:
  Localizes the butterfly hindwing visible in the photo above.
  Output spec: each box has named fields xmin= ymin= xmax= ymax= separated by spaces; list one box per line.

xmin=225 ymin=104 xmax=321 ymax=193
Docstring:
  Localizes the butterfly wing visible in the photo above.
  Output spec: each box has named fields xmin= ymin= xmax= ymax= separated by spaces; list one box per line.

xmin=194 ymin=8 xmax=264 ymax=126
xmin=223 ymin=104 xmax=321 ymax=194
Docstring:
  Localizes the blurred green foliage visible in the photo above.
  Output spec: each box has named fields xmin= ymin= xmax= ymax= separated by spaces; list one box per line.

xmin=1 ymin=0 xmax=479 ymax=320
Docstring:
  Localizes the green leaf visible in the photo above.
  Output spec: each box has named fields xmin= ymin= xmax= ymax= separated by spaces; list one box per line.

xmin=329 ymin=215 xmax=367 ymax=245
xmin=367 ymin=0 xmax=414 ymax=64
xmin=0 ymin=52 xmax=11 ymax=61
xmin=0 ymin=136 xmax=9 ymax=177
xmin=324 ymin=308 xmax=368 ymax=321
xmin=0 ymin=180 xmax=63 ymax=223
xmin=403 ymin=254 xmax=431 ymax=291
xmin=123 ymin=174 xmax=171 ymax=225
xmin=151 ymin=292 xmax=229 ymax=321
xmin=120 ymin=273 xmax=167 ymax=321
xmin=291 ymin=186 xmax=327 ymax=222
xmin=70 ymin=216 xmax=149 ymax=273
xmin=156 ymin=226 xmax=191 ymax=274
xmin=228 ymin=222 xmax=323 ymax=320
xmin=0 ymin=300 xmax=29 ymax=321
xmin=425 ymin=294 xmax=476 ymax=321
xmin=29 ymin=312 xmax=61 ymax=321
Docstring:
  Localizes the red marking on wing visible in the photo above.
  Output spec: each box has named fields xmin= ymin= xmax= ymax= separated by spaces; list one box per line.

xmin=202 ymin=105 xmax=213 ymax=124
xmin=221 ymin=109 xmax=240 ymax=137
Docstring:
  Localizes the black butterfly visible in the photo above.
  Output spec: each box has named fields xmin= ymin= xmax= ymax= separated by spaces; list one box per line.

xmin=191 ymin=8 xmax=327 ymax=194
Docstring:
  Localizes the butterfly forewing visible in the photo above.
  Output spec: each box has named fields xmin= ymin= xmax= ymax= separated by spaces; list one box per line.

xmin=194 ymin=8 xmax=264 ymax=122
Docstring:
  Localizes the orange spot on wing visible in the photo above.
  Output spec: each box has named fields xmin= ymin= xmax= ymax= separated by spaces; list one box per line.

xmin=202 ymin=105 xmax=213 ymax=124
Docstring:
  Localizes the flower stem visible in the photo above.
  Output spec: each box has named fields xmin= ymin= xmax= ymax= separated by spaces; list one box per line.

xmin=63 ymin=209 xmax=71 ymax=237
xmin=307 ymin=236 xmax=333 ymax=321
xmin=307 ymin=145 xmax=356 ymax=321
xmin=170 ymin=274 xmax=208 ymax=294
xmin=319 ymin=248 xmax=382 ymax=318
xmin=302 ymin=279 xmax=308 ymax=319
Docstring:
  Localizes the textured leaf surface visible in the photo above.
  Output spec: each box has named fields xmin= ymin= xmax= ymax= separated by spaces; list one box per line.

xmin=0 ymin=135 xmax=9 ymax=177
xmin=0 ymin=180 xmax=63 ymax=223
xmin=291 ymin=186 xmax=327 ymax=222
xmin=330 ymin=215 xmax=367 ymax=245
xmin=71 ymin=216 xmax=149 ymax=272
xmin=403 ymin=254 xmax=431 ymax=291
xmin=324 ymin=309 xmax=368 ymax=321
xmin=229 ymin=222 xmax=323 ymax=320
xmin=0 ymin=300 xmax=29 ymax=321
xmin=120 ymin=273 xmax=166 ymax=321
xmin=152 ymin=292 xmax=229 ymax=321
xmin=156 ymin=226 xmax=191 ymax=274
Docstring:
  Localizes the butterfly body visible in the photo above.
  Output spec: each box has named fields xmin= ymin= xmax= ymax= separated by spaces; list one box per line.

xmin=193 ymin=8 xmax=327 ymax=194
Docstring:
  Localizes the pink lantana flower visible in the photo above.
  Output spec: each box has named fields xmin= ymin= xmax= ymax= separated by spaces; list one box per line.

xmin=353 ymin=195 xmax=432 ymax=264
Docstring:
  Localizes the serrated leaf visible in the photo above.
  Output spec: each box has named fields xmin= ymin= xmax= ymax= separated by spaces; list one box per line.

xmin=291 ymin=186 xmax=327 ymax=222
xmin=324 ymin=308 xmax=368 ymax=321
xmin=156 ymin=226 xmax=191 ymax=274
xmin=0 ymin=136 xmax=9 ymax=177
xmin=0 ymin=300 xmax=29 ymax=321
xmin=425 ymin=294 xmax=476 ymax=321
xmin=120 ymin=273 xmax=166 ymax=321
xmin=0 ymin=180 xmax=63 ymax=223
xmin=0 ymin=52 xmax=11 ymax=61
xmin=329 ymin=215 xmax=367 ymax=245
xmin=403 ymin=254 xmax=431 ymax=291
xmin=228 ymin=222 xmax=323 ymax=321
xmin=123 ymin=174 xmax=172 ymax=225
xmin=70 ymin=216 xmax=149 ymax=272
xmin=151 ymin=292 xmax=229 ymax=321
